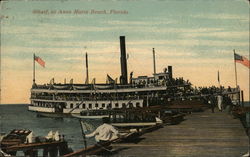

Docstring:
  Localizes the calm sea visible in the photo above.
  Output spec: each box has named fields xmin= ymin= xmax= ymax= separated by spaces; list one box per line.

xmin=1 ymin=102 xmax=249 ymax=155
xmin=0 ymin=104 xmax=100 ymax=152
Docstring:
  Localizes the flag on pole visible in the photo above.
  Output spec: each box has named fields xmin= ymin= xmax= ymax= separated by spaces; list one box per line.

xmin=234 ymin=53 xmax=250 ymax=68
xmin=34 ymin=55 xmax=45 ymax=67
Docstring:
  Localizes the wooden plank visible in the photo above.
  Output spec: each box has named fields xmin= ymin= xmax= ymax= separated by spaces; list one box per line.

xmin=5 ymin=141 xmax=67 ymax=151
xmin=111 ymin=109 xmax=249 ymax=157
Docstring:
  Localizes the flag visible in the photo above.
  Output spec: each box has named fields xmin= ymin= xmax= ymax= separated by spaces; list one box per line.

xmin=106 ymin=74 xmax=115 ymax=84
xmin=234 ymin=53 xmax=250 ymax=68
xmin=80 ymin=121 xmax=95 ymax=133
xmin=34 ymin=55 xmax=45 ymax=67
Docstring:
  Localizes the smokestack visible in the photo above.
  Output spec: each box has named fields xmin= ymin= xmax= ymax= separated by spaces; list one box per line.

xmin=153 ymin=48 xmax=156 ymax=74
xmin=168 ymin=66 xmax=172 ymax=79
xmin=120 ymin=36 xmax=128 ymax=85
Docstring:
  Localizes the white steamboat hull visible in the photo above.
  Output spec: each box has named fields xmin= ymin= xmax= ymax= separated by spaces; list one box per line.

xmin=28 ymin=99 xmax=144 ymax=118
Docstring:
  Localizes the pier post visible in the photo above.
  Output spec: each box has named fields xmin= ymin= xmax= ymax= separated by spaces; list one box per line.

xmin=24 ymin=149 xmax=38 ymax=157
xmin=241 ymin=90 xmax=244 ymax=106
xmin=58 ymin=142 xmax=70 ymax=156
xmin=43 ymin=148 xmax=49 ymax=157
xmin=49 ymin=147 xmax=58 ymax=157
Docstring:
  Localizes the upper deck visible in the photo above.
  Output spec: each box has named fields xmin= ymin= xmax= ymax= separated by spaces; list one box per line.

xmin=31 ymin=77 xmax=191 ymax=94
xmin=31 ymin=84 xmax=170 ymax=94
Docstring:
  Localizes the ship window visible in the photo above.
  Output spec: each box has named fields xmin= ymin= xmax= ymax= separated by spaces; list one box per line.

xmin=76 ymin=103 xmax=79 ymax=108
xmin=107 ymin=103 xmax=111 ymax=109
xmin=136 ymin=102 xmax=140 ymax=107
xmin=70 ymin=103 xmax=73 ymax=108
xmin=159 ymin=76 xmax=164 ymax=80
xmin=95 ymin=103 xmax=98 ymax=108
xmin=128 ymin=103 xmax=133 ymax=108
xmin=115 ymin=103 xmax=119 ymax=108
xmin=89 ymin=104 xmax=92 ymax=109
xmin=82 ymin=104 xmax=86 ymax=109
xmin=122 ymin=103 xmax=126 ymax=108
xmin=102 ymin=103 xmax=105 ymax=108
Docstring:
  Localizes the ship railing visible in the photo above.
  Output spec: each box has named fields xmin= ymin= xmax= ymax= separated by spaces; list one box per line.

xmin=32 ymin=84 xmax=51 ymax=89
xmin=30 ymin=96 xmax=53 ymax=100
xmin=31 ymin=95 xmax=140 ymax=101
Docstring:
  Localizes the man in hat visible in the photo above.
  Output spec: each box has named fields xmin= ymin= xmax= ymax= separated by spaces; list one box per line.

xmin=86 ymin=117 xmax=119 ymax=143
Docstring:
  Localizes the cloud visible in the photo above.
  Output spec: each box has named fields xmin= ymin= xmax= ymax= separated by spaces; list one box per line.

xmin=126 ymin=39 xmax=248 ymax=47
xmin=2 ymin=21 xmax=227 ymax=39
xmin=183 ymin=31 xmax=249 ymax=39
xmin=192 ymin=13 xmax=248 ymax=22
xmin=103 ymin=19 xmax=176 ymax=25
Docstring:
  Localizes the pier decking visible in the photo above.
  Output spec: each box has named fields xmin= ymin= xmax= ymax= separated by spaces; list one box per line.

xmin=112 ymin=109 xmax=249 ymax=157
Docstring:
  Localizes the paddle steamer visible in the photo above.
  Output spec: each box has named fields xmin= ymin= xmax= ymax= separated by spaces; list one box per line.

xmin=28 ymin=36 xmax=205 ymax=117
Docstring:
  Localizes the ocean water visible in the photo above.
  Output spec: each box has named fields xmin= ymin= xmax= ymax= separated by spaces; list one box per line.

xmin=1 ymin=102 xmax=250 ymax=155
xmin=0 ymin=104 xmax=99 ymax=152
xmin=244 ymin=101 xmax=250 ymax=107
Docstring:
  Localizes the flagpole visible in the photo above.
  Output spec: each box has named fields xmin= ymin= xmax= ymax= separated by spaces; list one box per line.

xmin=217 ymin=70 xmax=220 ymax=87
xmin=233 ymin=49 xmax=238 ymax=88
xmin=33 ymin=53 xmax=35 ymax=85
xmin=85 ymin=52 xmax=89 ymax=84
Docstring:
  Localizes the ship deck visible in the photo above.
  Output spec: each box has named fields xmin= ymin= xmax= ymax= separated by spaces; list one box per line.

xmin=111 ymin=108 xmax=249 ymax=157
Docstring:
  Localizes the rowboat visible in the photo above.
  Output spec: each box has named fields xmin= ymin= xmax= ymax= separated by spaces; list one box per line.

xmin=63 ymin=124 xmax=162 ymax=157
xmin=71 ymin=113 xmax=109 ymax=119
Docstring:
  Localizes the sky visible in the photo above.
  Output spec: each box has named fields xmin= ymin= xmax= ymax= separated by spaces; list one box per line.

xmin=0 ymin=0 xmax=249 ymax=104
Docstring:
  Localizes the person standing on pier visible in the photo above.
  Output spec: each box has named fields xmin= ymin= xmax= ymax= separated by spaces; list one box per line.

xmin=209 ymin=95 xmax=216 ymax=113
xmin=217 ymin=95 xmax=223 ymax=112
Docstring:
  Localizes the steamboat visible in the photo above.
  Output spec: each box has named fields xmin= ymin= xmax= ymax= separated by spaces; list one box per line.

xmin=28 ymin=36 xmax=239 ymax=117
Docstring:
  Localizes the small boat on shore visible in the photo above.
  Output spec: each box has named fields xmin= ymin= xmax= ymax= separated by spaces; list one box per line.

xmin=0 ymin=129 xmax=71 ymax=157
xmin=73 ymin=106 xmax=163 ymax=129
xmin=71 ymin=109 xmax=110 ymax=119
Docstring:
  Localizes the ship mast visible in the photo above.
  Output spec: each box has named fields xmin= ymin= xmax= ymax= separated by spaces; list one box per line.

xmin=33 ymin=53 xmax=36 ymax=85
xmin=85 ymin=52 xmax=89 ymax=84
xmin=153 ymin=48 xmax=156 ymax=74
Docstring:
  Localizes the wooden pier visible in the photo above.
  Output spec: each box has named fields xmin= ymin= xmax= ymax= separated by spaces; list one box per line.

xmin=112 ymin=109 xmax=249 ymax=157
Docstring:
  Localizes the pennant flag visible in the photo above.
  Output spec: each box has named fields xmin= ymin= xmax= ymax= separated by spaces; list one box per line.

xmin=34 ymin=55 xmax=45 ymax=67
xmin=106 ymin=74 xmax=115 ymax=84
xmin=234 ymin=53 xmax=250 ymax=68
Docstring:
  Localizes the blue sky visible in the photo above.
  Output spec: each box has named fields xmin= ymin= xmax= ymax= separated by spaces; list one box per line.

xmin=1 ymin=0 xmax=249 ymax=103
